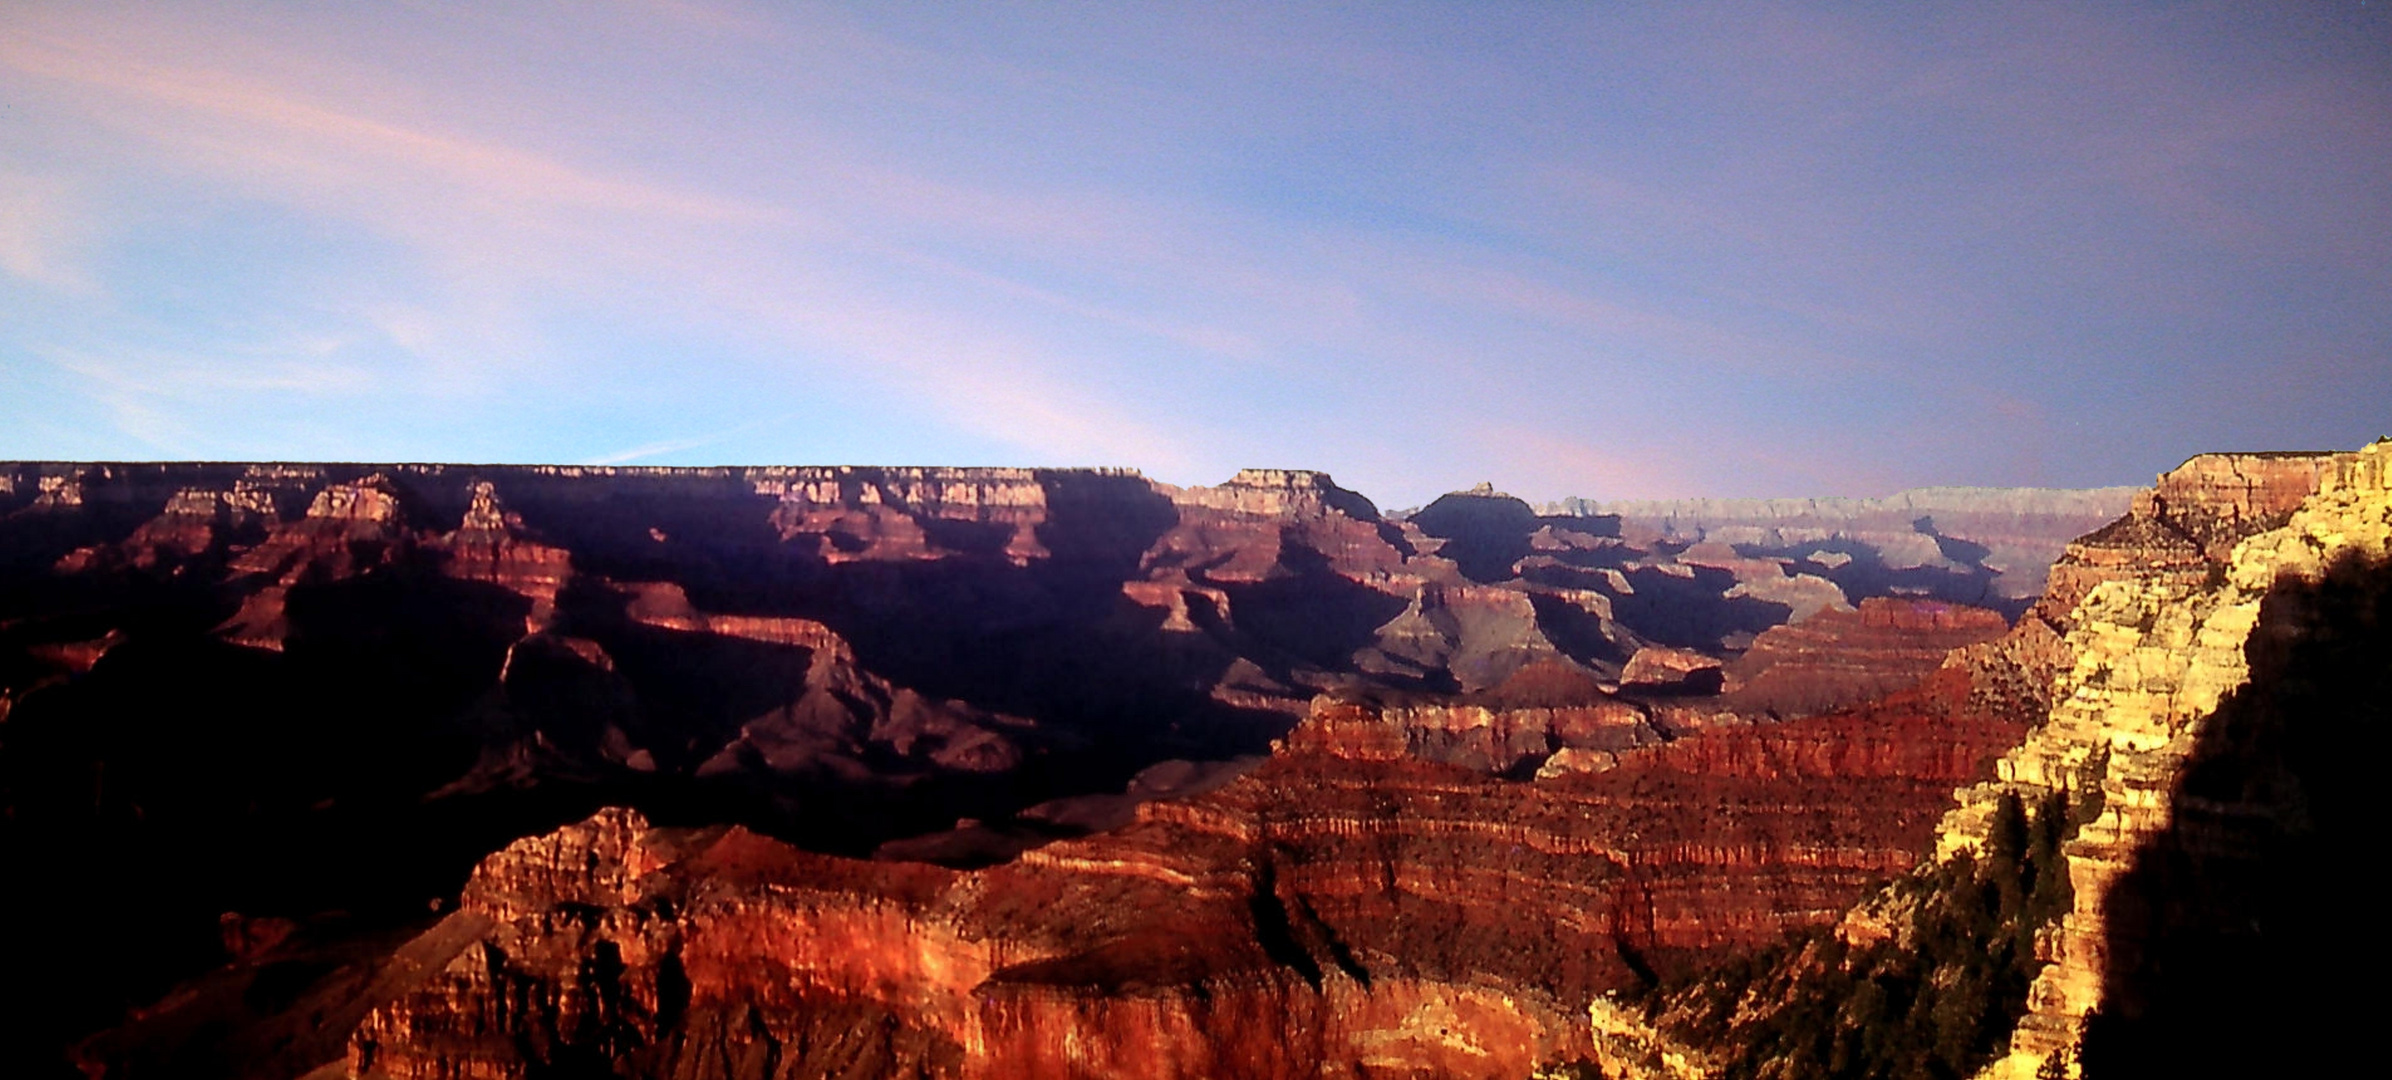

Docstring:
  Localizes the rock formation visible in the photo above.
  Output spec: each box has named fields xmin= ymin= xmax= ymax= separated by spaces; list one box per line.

xmin=1951 ymin=445 xmax=2386 ymax=1078
xmin=0 ymin=460 xmax=2158 ymax=1079
xmin=1719 ymin=598 xmax=2010 ymax=719
xmin=1549 ymin=485 xmax=2138 ymax=611
xmin=1590 ymin=442 xmax=2388 ymax=1080
xmin=86 ymin=671 xmax=2029 ymax=1080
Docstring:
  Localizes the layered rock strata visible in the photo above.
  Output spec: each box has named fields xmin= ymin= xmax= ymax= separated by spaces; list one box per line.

xmin=0 ymin=461 xmax=2125 ymax=1079
xmin=1552 ymin=485 xmax=2138 ymax=607
xmin=1720 ymin=598 xmax=2010 ymax=719
xmin=271 ymin=675 xmax=2029 ymax=1080
xmin=1949 ymin=443 xmax=2387 ymax=1078
xmin=1581 ymin=443 xmax=2386 ymax=1079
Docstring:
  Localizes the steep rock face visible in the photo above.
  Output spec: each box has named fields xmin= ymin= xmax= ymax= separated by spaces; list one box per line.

xmin=1944 ymin=444 xmax=2383 ymax=1079
xmin=1720 ymin=598 xmax=2010 ymax=719
xmin=1146 ymin=469 xmax=1402 ymax=585
xmin=1584 ymin=443 xmax=2383 ymax=1080
xmin=228 ymin=473 xmax=410 ymax=578
xmin=759 ymin=467 xmax=1062 ymax=564
xmin=308 ymin=672 xmax=2030 ymax=1080
xmin=50 ymin=482 xmax=281 ymax=574
xmin=1285 ymin=693 xmax=1658 ymax=773
xmin=2034 ymin=452 xmax=2334 ymax=625
xmin=2135 ymin=450 xmax=2339 ymax=558
xmin=0 ymin=462 xmax=2114 ymax=729
xmin=692 ymin=623 xmax=1032 ymax=781
xmin=1356 ymin=583 xmax=1582 ymax=692
xmin=208 ymin=474 xmax=429 ymax=651
xmin=1556 ymin=486 xmax=2137 ymax=608
xmin=432 ymin=481 xmax=574 ymax=631
xmin=1919 ymin=453 xmax=2340 ymax=744
xmin=342 ymin=805 xmax=1577 ymax=1080
xmin=1307 ymin=662 xmax=1663 ymax=776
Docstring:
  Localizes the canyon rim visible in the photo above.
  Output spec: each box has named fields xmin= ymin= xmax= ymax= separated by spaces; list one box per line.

xmin=2 ymin=444 xmax=2380 ymax=1078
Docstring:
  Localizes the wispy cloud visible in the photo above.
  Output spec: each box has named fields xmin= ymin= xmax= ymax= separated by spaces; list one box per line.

xmin=0 ymin=170 xmax=100 ymax=294
xmin=1 ymin=1 xmax=2385 ymax=503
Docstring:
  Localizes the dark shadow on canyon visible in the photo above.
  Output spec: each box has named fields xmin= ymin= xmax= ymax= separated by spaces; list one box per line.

xmin=0 ymin=470 xmax=1318 ymax=1077
xmin=2074 ymin=550 xmax=2387 ymax=1078
xmin=1409 ymin=491 xmax=1541 ymax=583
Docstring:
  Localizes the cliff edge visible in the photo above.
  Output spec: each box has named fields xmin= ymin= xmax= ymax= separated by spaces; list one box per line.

xmin=1595 ymin=441 xmax=2390 ymax=1079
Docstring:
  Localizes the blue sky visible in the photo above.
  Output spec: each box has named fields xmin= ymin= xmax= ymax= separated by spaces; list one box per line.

xmin=2 ymin=2 xmax=2387 ymax=505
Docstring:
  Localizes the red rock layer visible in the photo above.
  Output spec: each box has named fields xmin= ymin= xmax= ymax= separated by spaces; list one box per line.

xmin=51 ymin=484 xmax=277 ymax=573
xmin=0 ymin=461 xmax=2117 ymax=1079
xmin=1301 ymin=684 xmax=1663 ymax=776
xmin=336 ymin=680 xmax=2027 ymax=1080
xmin=210 ymin=476 xmax=417 ymax=650
xmin=1149 ymin=469 xmax=1405 ymax=584
xmin=1719 ymin=597 xmax=2009 ymax=719
xmin=432 ymin=481 xmax=574 ymax=630
xmin=761 ymin=467 xmax=1060 ymax=564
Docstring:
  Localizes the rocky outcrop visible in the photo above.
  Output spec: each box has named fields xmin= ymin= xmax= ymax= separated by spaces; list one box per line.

xmin=1145 ymin=469 xmax=1399 ymax=585
xmin=1947 ymin=444 xmax=2384 ymax=1078
xmin=1590 ymin=442 xmax=2386 ymax=1080
xmin=1356 ymin=583 xmax=1585 ymax=692
xmin=259 ymin=667 xmax=2037 ymax=1080
xmin=49 ymin=655 xmax=2033 ymax=1080
xmin=1620 ymin=646 xmax=1724 ymax=693
xmin=205 ymin=475 xmax=420 ymax=650
xmin=1 ymin=462 xmax=2122 ymax=717
xmin=49 ymin=482 xmax=281 ymax=574
xmin=1921 ymin=453 xmax=2342 ymax=745
xmin=691 ymin=625 xmax=1032 ymax=781
xmin=1720 ymin=598 xmax=2010 ymax=719
xmin=2033 ymin=452 xmax=2334 ymax=625
xmin=432 ymin=481 xmax=574 ymax=630
xmin=760 ymin=466 xmax=1066 ymax=564
xmin=341 ymin=803 xmax=1573 ymax=1080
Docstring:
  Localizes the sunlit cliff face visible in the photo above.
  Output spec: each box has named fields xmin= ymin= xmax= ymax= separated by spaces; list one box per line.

xmin=1590 ymin=444 xmax=2391 ymax=1080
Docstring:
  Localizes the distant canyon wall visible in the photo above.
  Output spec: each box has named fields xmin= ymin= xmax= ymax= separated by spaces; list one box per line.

xmin=1540 ymin=485 xmax=2139 ymax=608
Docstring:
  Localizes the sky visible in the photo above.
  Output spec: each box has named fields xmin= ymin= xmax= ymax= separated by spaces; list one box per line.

xmin=2 ymin=2 xmax=2388 ymax=507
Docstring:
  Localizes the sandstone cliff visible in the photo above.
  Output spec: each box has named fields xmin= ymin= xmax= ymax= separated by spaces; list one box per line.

xmin=1954 ymin=444 xmax=2387 ymax=1078
xmin=1591 ymin=443 xmax=2389 ymax=1080
xmin=1719 ymin=598 xmax=2010 ymax=719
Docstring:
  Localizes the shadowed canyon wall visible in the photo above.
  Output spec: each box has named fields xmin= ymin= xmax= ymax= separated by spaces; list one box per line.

xmin=1591 ymin=444 xmax=2388 ymax=1080
xmin=0 ymin=456 xmax=2286 ymax=1080
xmin=1548 ymin=486 xmax=2139 ymax=615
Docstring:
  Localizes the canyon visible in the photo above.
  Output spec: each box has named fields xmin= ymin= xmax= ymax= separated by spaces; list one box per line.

xmin=1592 ymin=444 xmax=2389 ymax=1079
xmin=2 ymin=452 xmax=2359 ymax=1078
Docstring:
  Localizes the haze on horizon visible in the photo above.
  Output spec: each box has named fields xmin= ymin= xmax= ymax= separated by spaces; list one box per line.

xmin=2 ymin=1 xmax=2387 ymax=508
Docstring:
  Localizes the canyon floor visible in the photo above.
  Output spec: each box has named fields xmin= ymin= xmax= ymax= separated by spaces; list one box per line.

xmin=1 ymin=453 xmax=2371 ymax=1078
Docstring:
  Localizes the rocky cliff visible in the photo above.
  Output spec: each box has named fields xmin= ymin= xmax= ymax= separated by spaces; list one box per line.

xmin=1954 ymin=445 xmax=2386 ymax=1078
xmin=1547 ymin=486 xmax=2137 ymax=611
xmin=88 ymin=669 xmax=2028 ymax=1080
xmin=1594 ymin=443 xmax=2389 ymax=1080
xmin=0 ymin=461 xmax=2131 ymax=1078
xmin=1719 ymin=598 xmax=2010 ymax=719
